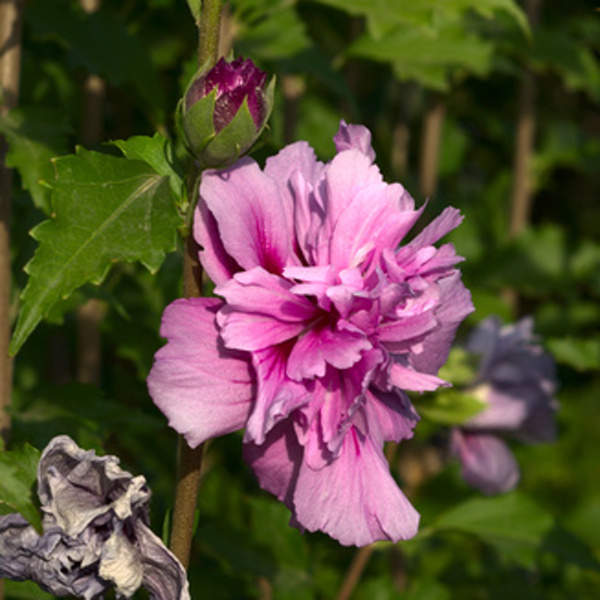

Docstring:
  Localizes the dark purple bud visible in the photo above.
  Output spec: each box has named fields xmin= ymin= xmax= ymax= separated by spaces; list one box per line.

xmin=186 ymin=57 xmax=268 ymax=132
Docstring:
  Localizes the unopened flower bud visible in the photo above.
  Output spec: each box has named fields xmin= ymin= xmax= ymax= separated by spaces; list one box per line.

xmin=181 ymin=57 xmax=274 ymax=167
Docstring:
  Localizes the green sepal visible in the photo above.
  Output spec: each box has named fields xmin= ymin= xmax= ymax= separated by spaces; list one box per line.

xmin=182 ymin=88 xmax=218 ymax=159
xmin=202 ymin=96 xmax=259 ymax=167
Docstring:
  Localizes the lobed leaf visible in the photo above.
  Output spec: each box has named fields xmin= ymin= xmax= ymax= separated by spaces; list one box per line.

xmin=0 ymin=107 xmax=71 ymax=214
xmin=10 ymin=148 xmax=181 ymax=355
xmin=0 ymin=444 xmax=42 ymax=532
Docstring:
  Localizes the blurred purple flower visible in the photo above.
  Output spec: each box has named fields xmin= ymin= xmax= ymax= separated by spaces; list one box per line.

xmin=0 ymin=436 xmax=189 ymax=600
xmin=186 ymin=57 xmax=267 ymax=132
xmin=148 ymin=121 xmax=473 ymax=546
xmin=452 ymin=317 xmax=558 ymax=495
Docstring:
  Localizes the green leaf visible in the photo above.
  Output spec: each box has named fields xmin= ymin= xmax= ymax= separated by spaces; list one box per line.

xmin=349 ymin=22 xmax=493 ymax=91
xmin=437 ymin=347 xmax=478 ymax=386
xmin=532 ymin=29 xmax=600 ymax=102
xmin=312 ymin=0 xmax=527 ymax=40
xmin=404 ymin=578 xmax=450 ymax=600
xmin=10 ymin=148 xmax=181 ymax=355
xmin=4 ymin=581 xmax=53 ymax=600
xmin=0 ymin=107 xmax=71 ymax=214
xmin=0 ymin=443 xmax=42 ymax=532
xmin=112 ymin=132 xmax=185 ymax=201
xmin=415 ymin=389 xmax=486 ymax=425
xmin=432 ymin=492 xmax=554 ymax=567
xmin=547 ymin=337 xmax=600 ymax=372
xmin=186 ymin=0 xmax=201 ymax=22
xmin=26 ymin=0 xmax=165 ymax=122
xmin=235 ymin=4 xmax=311 ymax=60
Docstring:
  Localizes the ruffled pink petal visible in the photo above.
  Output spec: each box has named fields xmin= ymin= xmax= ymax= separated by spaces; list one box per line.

xmin=286 ymin=325 xmax=372 ymax=381
xmin=216 ymin=267 xmax=319 ymax=351
xmin=244 ymin=420 xmax=303 ymax=503
xmin=194 ymin=200 xmax=239 ymax=287
xmin=264 ymin=141 xmax=324 ymax=192
xmin=199 ymin=158 xmax=292 ymax=275
xmin=402 ymin=206 xmax=463 ymax=250
xmin=451 ymin=430 xmax=520 ymax=495
xmin=333 ymin=120 xmax=376 ymax=163
xmin=292 ymin=427 xmax=419 ymax=546
xmin=410 ymin=272 xmax=474 ymax=375
xmin=264 ymin=142 xmax=325 ymax=264
xmin=329 ymin=183 xmax=422 ymax=271
xmin=316 ymin=150 xmax=383 ymax=260
xmin=362 ymin=390 xmax=419 ymax=445
xmin=389 ymin=362 xmax=449 ymax=392
xmin=314 ymin=350 xmax=383 ymax=454
xmin=378 ymin=311 xmax=438 ymax=344
xmin=245 ymin=344 xmax=312 ymax=444
xmin=147 ymin=298 xmax=253 ymax=448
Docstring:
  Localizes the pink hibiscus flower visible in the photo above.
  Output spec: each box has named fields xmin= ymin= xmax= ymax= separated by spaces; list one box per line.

xmin=147 ymin=121 xmax=474 ymax=546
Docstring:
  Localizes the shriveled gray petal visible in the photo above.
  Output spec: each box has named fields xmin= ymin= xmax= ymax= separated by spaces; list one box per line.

xmin=38 ymin=435 xmax=151 ymax=537
xmin=98 ymin=525 xmax=144 ymax=597
xmin=0 ymin=513 xmax=40 ymax=580
xmin=0 ymin=514 xmax=107 ymax=599
xmin=1 ymin=436 xmax=190 ymax=600
xmin=136 ymin=521 xmax=191 ymax=600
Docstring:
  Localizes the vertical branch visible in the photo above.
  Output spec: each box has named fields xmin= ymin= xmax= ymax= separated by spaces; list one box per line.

xmin=198 ymin=0 xmax=222 ymax=66
xmin=77 ymin=0 xmax=107 ymax=386
xmin=419 ymin=95 xmax=446 ymax=199
xmin=335 ymin=545 xmax=375 ymax=600
xmin=509 ymin=0 xmax=542 ymax=238
xmin=391 ymin=121 xmax=410 ymax=179
xmin=0 ymin=4 xmax=23 ymax=599
xmin=504 ymin=0 xmax=541 ymax=310
xmin=282 ymin=75 xmax=304 ymax=144
xmin=0 ymin=0 xmax=24 ymax=446
xmin=170 ymin=0 xmax=222 ymax=570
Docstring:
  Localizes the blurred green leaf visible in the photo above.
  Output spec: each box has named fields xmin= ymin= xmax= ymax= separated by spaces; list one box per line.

xmin=404 ymin=578 xmax=451 ymax=600
xmin=10 ymin=148 xmax=181 ymax=354
xmin=235 ymin=1 xmax=311 ymax=60
xmin=541 ymin=526 xmax=600 ymax=572
xmin=349 ymin=22 xmax=493 ymax=91
xmin=4 ymin=581 xmax=53 ymax=600
xmin=26 ymin=0 xmax=165 ymax=121
xmin=0 ymin=107 xmax=71 ymax=214
xmin=547 ymin=337 xmax=600 ymax=372
xmin=437 ymin=347 xmax=478 ymax=386
xmin=415 ymin=389 xmax=486 ymax=425
xmin=313 ymin=0 xmax=527 ymax=39
xmin=432 ymin=493 xmax=554 ymax=567
xmin=296 ymin=94 xmax=343 ymax=159
xmin=0 ymin=443 xmax=42 ymax=532
xmin=532 ymin=28 xmax=600 ymax=102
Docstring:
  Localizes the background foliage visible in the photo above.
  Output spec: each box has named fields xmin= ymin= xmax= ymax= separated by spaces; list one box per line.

xmin=1 ymin=0 xmax=599 ymax=598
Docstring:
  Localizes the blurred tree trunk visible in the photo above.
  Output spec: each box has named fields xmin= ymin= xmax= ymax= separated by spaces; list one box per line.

xmin=0 ymin=6 xmax=24 ymax=599
xmin=505 ymin=0 xmax=541 ymax=310
xmin=76 ymin=0 xmax=107 ymax=386
xmin=0 ymin=0 xmax=24 ymax=448
xmin=509 ymin=0 xmax=542 ymax=237
xmin=419 ymin=95 xmax=446 ymax=199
